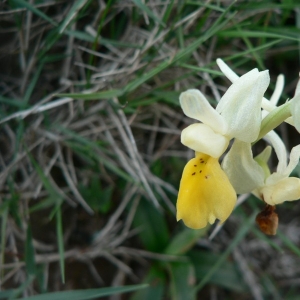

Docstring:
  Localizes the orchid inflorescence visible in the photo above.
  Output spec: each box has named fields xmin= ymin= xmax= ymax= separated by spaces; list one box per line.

xmin=176 ymin=59 xmax=300 ymax=235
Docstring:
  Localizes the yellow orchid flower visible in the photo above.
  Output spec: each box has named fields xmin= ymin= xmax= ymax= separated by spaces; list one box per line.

xmin=176 ymin=152 xmax=236 ymax=229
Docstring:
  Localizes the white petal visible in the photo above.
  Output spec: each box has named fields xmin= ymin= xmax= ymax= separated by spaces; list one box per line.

xmin=216 ymin=58 xmax=239 ymax=83
xmin=217 ymin=68 xmax=258 ymax=112
xmin=216 ymin=69 xmax=270 ymax=142
xmin=222 ymin=140 xmax=265 ymax=194
xmin=294 ymin=76 xmax=300 ymax=97
xmin=262 ymin=177 xmax=300 ymax=205
xmin=216 ymin=60 xmax=280 ymax=128
xmin=181 ymin=123 xmax=229 ymax=158
xmin=261 ymin=98 xmax=277 ymax=112
xmin=282 ymin=145 xmax=300 ymax=177
xmin=270 ymin=74 xmax=284 ymax=105
xmin=265 ymin=145 xmax=300 ymax=186
xmin=263 ymin=131 xmax=287 ymax=173
xmin=290 ymin=93 xmax=300 ymax=133
xmin=179 ymin=89 xmax=228 ymax=134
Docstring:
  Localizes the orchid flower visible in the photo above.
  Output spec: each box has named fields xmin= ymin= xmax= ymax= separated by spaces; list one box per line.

xmin=222 ymin=133 xmax=300 ymax=206
xmin=176 ymin=61 xmax=270 ymax=229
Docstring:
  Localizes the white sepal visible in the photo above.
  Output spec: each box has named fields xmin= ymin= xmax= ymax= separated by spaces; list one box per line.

xmin=263 ymin=131 xmax=287 ymax=173
xmin=181 ymin=123 xmax=229 ymax=158
xmin=222 ymin=140 xmax=265 ymax=194
xmin=179 ymin=89 xmax=228 ymax=134
xmin=216 ymin=58 xmax=239 ymax=83
xmin=282 ymin=144 xmax=300 ymax=178
xmin=216 ymin=69 xmax=270 ymax=142
xmin=290 ymin=93 xmax=300 ymax=133
xmin=266 ymin=145 xmax=300 ymax=186
xmin=294 ymin=76 xmax=300 ymax=97
xmin=270 ymin=75 xmax=284 ymax=105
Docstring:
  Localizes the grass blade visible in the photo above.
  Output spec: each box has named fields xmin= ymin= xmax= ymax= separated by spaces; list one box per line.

xmin=10 ymin=0 xmax=57 ymax=26
xmin=56 ymin=204 xmax=65 ymax=283
xmin=59 ymin=0 xmax=89 ymax=34
xmin=23 ymin=284 xmax=148 ymax=300
xmin=193 ymin=211 xmax=257 ymax=292
xmin=25 ymin=225 xmax=36 ymax=276
xmin=132 ymin=0 xmax=165 ymax=26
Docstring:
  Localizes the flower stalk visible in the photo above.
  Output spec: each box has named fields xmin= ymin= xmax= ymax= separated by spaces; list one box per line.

xmin=255 ymin=101 xmax=291 ymax=143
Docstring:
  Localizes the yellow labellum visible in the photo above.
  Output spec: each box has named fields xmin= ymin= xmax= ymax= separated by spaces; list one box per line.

xmin=176 ymin=152 xmax=237 ymax=229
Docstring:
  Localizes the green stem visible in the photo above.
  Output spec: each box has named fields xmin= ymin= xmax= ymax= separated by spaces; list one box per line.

xmin=254 ymin=101 xmax=291 ymax=143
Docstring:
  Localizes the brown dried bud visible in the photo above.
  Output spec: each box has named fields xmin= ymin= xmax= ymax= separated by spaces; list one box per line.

xmin=256 ymin=205 xmax=278 ymax=235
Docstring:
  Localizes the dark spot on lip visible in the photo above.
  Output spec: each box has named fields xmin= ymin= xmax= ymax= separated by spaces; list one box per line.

xmin=199 ymin=170 xmax=202 ymax=173
xmin=192 ymin=172 xmax=196 ymax=175
xmin=194 ymin=165 xmax=197 ymax=167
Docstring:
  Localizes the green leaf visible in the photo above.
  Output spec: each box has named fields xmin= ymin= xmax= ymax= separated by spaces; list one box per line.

xmin=29 ymin=197 xmax=61 ymax=213
xmin=193 ymin=211 xmax=257 ymax=292
xmin=58 ymin=89 xmax=124 ymax=100
xmin=131 ymin=267 xmax=166 ymax=300
xmin=1 ymin=205 xmax=8 ymax=278
xmin=150 ymin=91 xmax=181 ymax=106
xmin=23 ymin=63 xmax=44 ymax=104
xmin=164 ymin=228 xmax=207 ymax=255
xmin=0 ymin=96 xmax=26 ymax=108
xmin=59 ymin=0 xmax=89 ymax=34
xmin=0 ymin=290 xmax=14 ymax=299
xmin=188 ymin=250 xmax=248 ymax=292
xmin=65 ymin=30 xmax=142 ymax=48
xmin=79 ymin=178 xmax=113 ymax=213
xmin=168 ymin=261 xmax=196 ymax=300
xmin=22 ymin=284 xmax=148 ymax=300
xmin=218 ymin=29 xmax=300 ymax=41
xmin=132 ymin=0 xmax=165 ymax=26
xmin=179 ymin=64 xmax=223 ymax=76
xmin=26 ymin=151 xmax=63 ymax=203
xmin=10 ymin=0 xmax=57 ymax=26
xmin=25 ymin=225 xmax=36 ymax=276
xmin=133 ymin=199 xmax=169 ymax=252
xmin=225 ymin=39 xmax=282 ymax=61
xmin=277 ymin=230 xmax=300 ymax=257
xmin=56 ymin=205 xmax=65 ymax=283
xmin=8 ymin=276 xmax=35 ymax=300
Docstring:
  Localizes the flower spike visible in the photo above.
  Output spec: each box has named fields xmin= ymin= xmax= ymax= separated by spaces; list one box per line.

xmin=177 ymin=59 xmax=270 ymax=229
